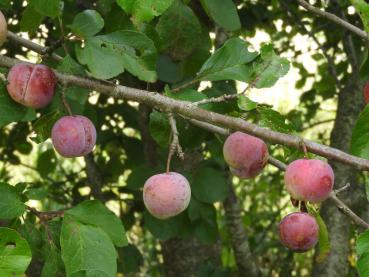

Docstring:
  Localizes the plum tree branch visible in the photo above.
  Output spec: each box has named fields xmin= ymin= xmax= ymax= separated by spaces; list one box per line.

xmin=296 ymin=0 xmax=368 ymax=41
xmin=166 ymin=113 xmax=184 ymax=173
xmin=186 ymin=119 xmax=369 ymax=229
xmin=1 ymin=54 xmax=369 ymax=172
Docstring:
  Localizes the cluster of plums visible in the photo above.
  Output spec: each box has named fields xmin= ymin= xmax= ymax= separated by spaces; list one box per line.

xmin=143 ymin=131 xmax=334 ymax=254
xmin=223 ymin=132 xmax=334 ymax=252
xmin=6 ymin=63 xmax=96 ymax=158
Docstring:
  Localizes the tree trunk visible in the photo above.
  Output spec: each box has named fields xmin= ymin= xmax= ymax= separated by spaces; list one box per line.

xmin=223 ymin=185 xmax=260 ymax=277
xmin=161 ymin=237 xmax=221 ymax=277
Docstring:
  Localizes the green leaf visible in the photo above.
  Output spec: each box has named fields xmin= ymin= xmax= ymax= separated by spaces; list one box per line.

xmin=200 ymin=0 xmax=241 ymax=31
xmin=166 ymin=89 xmax=212 ymax=110
xmin=41 ymin=241 xmax=64 ymax=277
xmin=76 ymin=30 xmax=157 ymax=82
xmin=20 ymin=5 xmax=44 ymax=34
xmin=192 ymin=166 xmax=229 ymax=204
xmin=156 ymin=0 xmax=202 ymax=60
xmin=357 ymin=230 xmax=369 ymax=256
xmin=350 ymin=0 xmax=369 ymax=35
xmin=31 ymin=111 xmax=60 ymax=143
xmin=57 ymin=55 xmax=86 ymax=76
xmin=351 ymin=105 xmax=369 ymax=158
xmin=29 ymin=0 xmax=61 ymax=18
xmin=117 ymin=244 xmax=143 ymax=274
xmin=198 ymin=38 xmax=258 ymax=82
xmin=188 ymin=197 xmax=216 ymax=224
xmin=358 ymin=252 xmax=369 ymax=277
xmin=36 ymin=149 xmax=57 ymax=178
xmin=250 ymin=44 xmax=290 ymax=88
xmin=117 ymin=0 xmax=174 ymax=22
xmin=0 ymin=183 xmax=26 ymax=220
xmin=238 ymin=95 xmax=257 ymax=111
xmin=60 ymin=215 xmax=117 ymax=277
xmin=70 ymin=10 xmax=104 ymax=38
xmin=149 ymin=111 xmax=171 ymax=147
xmin=0 ymin=228 xmax=32 ymax=276
xmin=65 ymin=200 xmax=128 ymax=247
xmin=315 ymin=214 xmax=330 ymax=263
xmin=257 ymin=106 xmax=295 ymax=134
xmin=0 ymin=82 xmax=36 ymax=128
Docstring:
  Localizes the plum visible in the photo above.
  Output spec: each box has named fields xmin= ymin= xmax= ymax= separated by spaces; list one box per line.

xmin=223 ymin=131 xmax=269 ymax=178
xmin=0 ymin=10 xmax=7 ymax=46
xmin=279 ymin=212 xmax=319 ymax=252
xmin=285 ymin=158 xmax=334 ymax=203
xmin=51 ymin=115 xmax=96 ymax=158
xmin=7 ymin=63 xmax=56 ymax=108
xmin=143 ymin=172 xmax=191 ymax=219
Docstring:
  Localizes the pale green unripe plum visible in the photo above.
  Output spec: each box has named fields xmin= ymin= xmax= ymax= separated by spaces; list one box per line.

xmin=143 ymin=172 xmax=191 ymax=219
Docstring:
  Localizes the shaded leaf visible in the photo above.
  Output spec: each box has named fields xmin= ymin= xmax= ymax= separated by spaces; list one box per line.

xmin=117 ymin=0 xmax=174 ymax=22
xmin=0 ymin=182 xmax=26 ymax=220
xmin=70 ymin=10 xmax=104 ymax=38
xmin=198 ymin=38 xmax=258 ymax=82
xmin=0 ymin=228 xmax=32 ymax=276
xmin=200 ymin=0 xmax=241 ymax=31
xmin=351 ymin=105 xmax=369 ymax=158
xmin=65 ymin=200 xmax=128 ymax=247
xmin=60 ymin=215 xmax=117 ymax=277
xmin=76 ymin=30 xmax=157 ymax=82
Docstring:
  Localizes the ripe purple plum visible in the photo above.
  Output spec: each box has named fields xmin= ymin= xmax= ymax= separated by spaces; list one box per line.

xmin=143 ymin=172 xmax=191 ymax=219
xmin=279 ymin=212 xmax=319 ymax=252
xmin=223 ymin=131 xmax=269 ymax=178
xmin=7 ymin=63 xmax=56 ymax=109
xmin=51 ymin=115 xmax=97 ymax=158
xmin=0 ymin=11 xmax=7 ymax=46
xmin=285 ymin=159 xmax=334 ymax=203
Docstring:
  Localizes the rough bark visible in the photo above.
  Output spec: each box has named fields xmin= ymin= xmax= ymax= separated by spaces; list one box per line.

xmin=223 ymin=186 xmax=260 ymax=277
xmin=84 ymin=153 xmax=104 ymax=201
xmin=161 ymin=237 xmax=221 ymax=277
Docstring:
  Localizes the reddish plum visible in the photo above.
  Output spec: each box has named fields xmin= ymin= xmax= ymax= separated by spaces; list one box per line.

xmin=223 ymin=132 xmax=269 ymax=178
xmin=7 ymin=63 xmax=56 ymax=108
xmin=51 ymin=115 xmax=96 ymax=158
xmin=143 ymin=172 xmax=191 ymax=219
xmin=285 ymin=159 xmax=334 ymax=203
xmin=279 ymin=212 xmax=319 ymax=252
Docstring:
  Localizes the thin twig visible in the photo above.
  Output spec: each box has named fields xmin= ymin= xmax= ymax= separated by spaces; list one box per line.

xmin=60 ymin=82 xmax=73 ymax=115
xmin=26 ymin=206 xmax=64 ymax=222
xmin=335 ymin=183 xmax=351 ymax=194
xmin=192 ymin=84 xmax=252 ymax=106
xmin=166 ymin=113 xmax=184 ymax=173
xmin=171 ymin=78 xmax=200 ymax=93
xmin=6 ymin=31 xmax=62 ymax=61
xmin=296 ymin=0 xmax=368 ymax=41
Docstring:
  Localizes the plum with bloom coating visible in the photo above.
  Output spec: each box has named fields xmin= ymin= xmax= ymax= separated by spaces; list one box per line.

xmin=284 ymin=159 xmax=334 ymax=203
xmin=51 ymin=115 xmax=96 ymax=158
xmin=0 ymin=11 xmax=7 ymax=46
xmin=279 ymin=212 xmax=319 ymax=252
xmin=143 ymin=172 xmax=191 ymax=219
xmin=7 ymin=63 xmax=56 ymax=109
xmin=223 ymin=131 xmax=269 ymax=178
